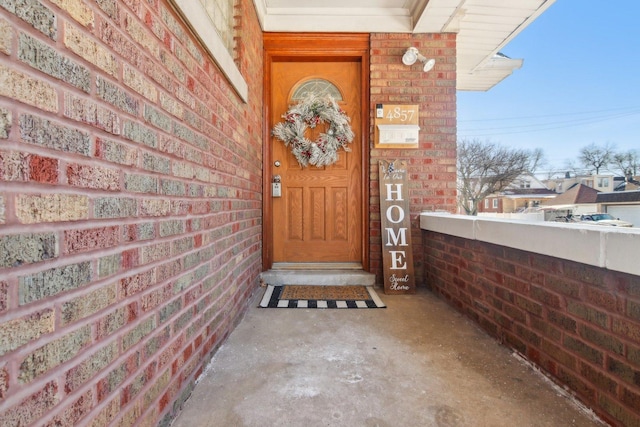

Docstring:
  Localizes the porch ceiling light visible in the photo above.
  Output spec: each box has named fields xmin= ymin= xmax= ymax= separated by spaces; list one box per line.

xmin=402 ymin=47 xmax=436 ymax=72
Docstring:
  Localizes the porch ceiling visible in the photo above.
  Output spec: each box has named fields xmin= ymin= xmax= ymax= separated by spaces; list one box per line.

xmin=253 ymin=0 xmax=556 ymax=91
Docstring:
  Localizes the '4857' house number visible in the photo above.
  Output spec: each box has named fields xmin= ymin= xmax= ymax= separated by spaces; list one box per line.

xmin=378 ymin=160 xmax=415 ymax=294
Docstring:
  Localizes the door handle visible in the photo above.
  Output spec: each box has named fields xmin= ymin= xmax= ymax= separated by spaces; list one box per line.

xmin=272 ymin=175 xmax=281 ymax=197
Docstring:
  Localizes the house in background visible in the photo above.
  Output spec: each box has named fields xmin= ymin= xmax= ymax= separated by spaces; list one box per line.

xmin=545 ymin=172 xmax=615 ymax=193
xmin=538 ymin=183 xmax=599 ymax=220
xmin=478 ymin=173 xmax=556 ymax=214
xmin=614 ymin=175 xmax=640 ymax=191
xmin=480 ymin=188 xmax=557 ymax=215
xmin=597 ymin=190 xmax=640 ymax=226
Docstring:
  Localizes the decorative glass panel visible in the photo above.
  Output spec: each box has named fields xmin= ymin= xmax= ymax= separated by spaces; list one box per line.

xmin=292 ymin=79 xmax=343 ymax=101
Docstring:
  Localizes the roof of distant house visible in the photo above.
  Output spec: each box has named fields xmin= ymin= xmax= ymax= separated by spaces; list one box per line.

xmin=543 ymin=183 xmax=599 ymax=206
xmin=503 ymin=188 xmax=556 ymax=196
xmin=596 ymin=190 xmax=640 ymax=203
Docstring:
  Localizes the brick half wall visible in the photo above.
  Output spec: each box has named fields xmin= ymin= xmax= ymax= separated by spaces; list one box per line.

xmin=423 ymin=229 xmax=640 ymax=427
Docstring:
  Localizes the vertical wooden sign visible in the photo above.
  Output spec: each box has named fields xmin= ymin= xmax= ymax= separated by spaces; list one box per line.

xmin=379 ymin=160 xmax=416 ymax=294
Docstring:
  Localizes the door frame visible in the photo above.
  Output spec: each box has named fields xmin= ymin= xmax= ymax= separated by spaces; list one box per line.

xmin=262 ymin=33 xmax=370 ymax=271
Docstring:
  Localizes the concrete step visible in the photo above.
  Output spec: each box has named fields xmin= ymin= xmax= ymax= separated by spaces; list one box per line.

xmin=260 ymin=269 xmax=376 ymax=286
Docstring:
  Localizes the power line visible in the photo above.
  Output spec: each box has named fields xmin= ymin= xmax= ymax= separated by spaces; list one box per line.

xmin=457 ymin=108 xmax=640 ymax=137
xmin=458 ymin=105 xmax=640 ymax=123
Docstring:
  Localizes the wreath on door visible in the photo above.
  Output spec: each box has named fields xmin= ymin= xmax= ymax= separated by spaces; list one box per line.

xmin=272 ymin=94 xmax=355 ymax=167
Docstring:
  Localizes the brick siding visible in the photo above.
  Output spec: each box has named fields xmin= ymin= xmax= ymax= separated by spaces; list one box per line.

xmin=369 ymin=34 xmax=457 ymax=284
xmin=0 ymin=0 xmax=263 ymax=425
xmin=424 ymin=230 xmax=640 ymax=427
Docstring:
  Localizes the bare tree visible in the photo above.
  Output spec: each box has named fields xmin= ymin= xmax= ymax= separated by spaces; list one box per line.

xmin=562 ymin=159 xmax=588 ymax=177
xmin=457 ymin=139 xmax=543 ymax=215
xmin=578 ymin=142 xmax=615 ymax=174
xmin=612 ymin=149 xmax=640 ymax=180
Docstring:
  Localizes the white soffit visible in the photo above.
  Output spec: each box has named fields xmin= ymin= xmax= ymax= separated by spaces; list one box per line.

xmin=254 ymin=0 xmax=556 ymax=91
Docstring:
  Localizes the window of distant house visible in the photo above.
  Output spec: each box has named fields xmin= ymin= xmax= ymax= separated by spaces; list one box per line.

xmin=492 ymin=199 xmax=498 ymax=209
xmin=520 ymin=180 xmax=531 ymax=189
xmin=598 ymin=177 xmax=610 ymax=188
xmin=484 ymin=199 xmax=489 ymax=209
xmin=557 ymin=182 xmax=562 ymax=192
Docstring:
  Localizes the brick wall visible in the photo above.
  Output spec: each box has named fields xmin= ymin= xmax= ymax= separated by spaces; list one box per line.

xmin=424 ymin=230 xmax=640 ymax=427
xmin=0 ymin=0 xmax=263 ymax=425
xmin=369 ymin=34 xmax=457 ymax=284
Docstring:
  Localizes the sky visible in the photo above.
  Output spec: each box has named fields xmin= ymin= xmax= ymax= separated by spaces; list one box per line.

xmin=456 ymin=0 xmax=640 ymax=176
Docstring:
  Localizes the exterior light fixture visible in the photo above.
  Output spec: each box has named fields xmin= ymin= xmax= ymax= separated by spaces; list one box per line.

xmin=402 ymin=47 xmax=436 ymax=72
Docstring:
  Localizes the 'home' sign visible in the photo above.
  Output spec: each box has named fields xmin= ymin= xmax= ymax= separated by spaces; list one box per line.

xmin=378 ymin=160 xmax=415 ymax=294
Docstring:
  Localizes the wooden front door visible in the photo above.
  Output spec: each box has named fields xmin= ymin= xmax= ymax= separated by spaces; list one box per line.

xmin=270 ymin=60 xmax=362 ymax=265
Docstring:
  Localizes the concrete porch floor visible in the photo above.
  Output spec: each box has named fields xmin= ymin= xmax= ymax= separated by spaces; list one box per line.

xmin=171 ymin=288 xmax=606 ymax=427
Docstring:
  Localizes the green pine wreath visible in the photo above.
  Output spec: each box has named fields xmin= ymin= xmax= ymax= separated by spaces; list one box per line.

xmin=272 ymin=94 xmax=355 ymax=167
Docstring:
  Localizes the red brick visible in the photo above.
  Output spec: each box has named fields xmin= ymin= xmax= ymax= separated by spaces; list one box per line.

xmin=62 ymin=283 xmax=117 ymax=326
xmin=547 ymin=309 xmax=577 ymax=333
xmin=28 ymin=154 xmax=58 ymax=183
xmin=0 ymin=309 xmax=55 ymax=356
xmin=67 ymin=163 xmax=120 ymax=190
xmin=44 ymin=389 xmax=93 ymax=427
xmin=121 ymin=361 xmax=156 ymax=406
xmin=557 ymin=366 xmax=596 ymax=402
xmin=598 ymin=394 xmax=639 ymax=427
xmin=531 ymin=316 xmax=562 ymax=342
xmin=19 ymin=325 xmax=92 ymax=383
xmin=515 ymin=295 xmax=543 ymax=317
xmin=144 ymin=368 xmax=171 ymax=412
xmin=144 ymin=325 xmax=171 ymax=360
xmin=541 ymin=338 xmax=577 ymax=371
xmin=564 ymin=336 xmax=604 ymax=366
xmin=564 ymin=262 xmax=607 ymax=287
xmin=567 ymin=301 xmax=608 ymax=329
xmin=621 ymin=386 xmax=640 ymax=412
xmin=122 ymin=248 xmax=139 ymax=269
xmin=579 ymin=362 xmax=618 ymax=395
xmin=545 ymin=275 xmax=581 ymax=298
xmin=579 ymin=324 xmax=624 ymax=356
xmin=629 ymin=344 xmax=640 ymax=368
xmin=64 ymin=226 xmax=120 ymax=254
xmin=141 ymin=284 xmax=172 ymax=312
xmin=120 ymin=269 xmax=155 ymax=297
xmin=0 ymin=280 xmax=7 ymax=313
xmin=607 ymin=356 xmax=640 ymax=388
xmin=628 ymin=298 xmax=640 ymax=323
xmin=0 ymin=381 xmax=58 ymax=426
xmin=0 ymin=364 xmax=8 ymax=399
xmin=97 ymin=351 xmax=140 ymax=402
xmin=584 ymin=286 xmax=620 ymax=314
xmin=530 ymin=284 xmax=562 ymax=309
xmin=88 ymin=396 xmax=121 ymax=427
xmin=64 ymin=342 xmax=118 ymax=392
xmin=612 ymin=318 xmax=640 ymax=342
xmin=531 ymin=254 xmax=563 ymax=276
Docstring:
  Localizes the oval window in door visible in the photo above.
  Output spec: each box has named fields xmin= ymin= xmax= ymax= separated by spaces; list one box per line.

xmin=291 ymin=78 xmax=343 ymax=101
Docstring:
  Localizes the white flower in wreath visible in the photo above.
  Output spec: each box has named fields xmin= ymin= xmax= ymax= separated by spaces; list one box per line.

xmin=271 ymin=94 xmax=355 ymax=167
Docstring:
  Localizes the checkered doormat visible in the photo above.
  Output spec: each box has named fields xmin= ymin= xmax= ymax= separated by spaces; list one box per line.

xmin=259 ymin=285 xmax=386 ymax=309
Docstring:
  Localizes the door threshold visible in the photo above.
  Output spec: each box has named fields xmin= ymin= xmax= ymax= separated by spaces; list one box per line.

xmin=260 ymin=268 xmax=376 ymax=286
xmin=271 ymin=262 xmax=363 ymax=271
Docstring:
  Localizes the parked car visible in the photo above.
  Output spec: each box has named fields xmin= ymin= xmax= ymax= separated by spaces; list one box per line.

xmin=579 ymin=213 xmax=633 ymax=227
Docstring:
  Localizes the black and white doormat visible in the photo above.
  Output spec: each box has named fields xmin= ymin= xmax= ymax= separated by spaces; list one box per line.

xmin=259 ymin=285 xmax=386 ymax=309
